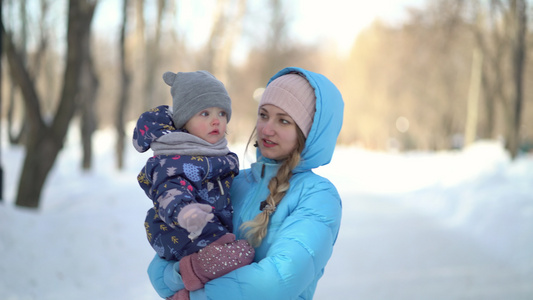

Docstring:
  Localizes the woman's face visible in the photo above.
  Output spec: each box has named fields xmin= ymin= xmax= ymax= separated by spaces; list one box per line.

xmin=256 ymin=104 xmax=298 ymax=161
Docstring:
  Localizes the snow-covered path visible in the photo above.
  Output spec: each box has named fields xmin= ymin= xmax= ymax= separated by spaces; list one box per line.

xmin=315 ymin=193 xmax=533 ymax=300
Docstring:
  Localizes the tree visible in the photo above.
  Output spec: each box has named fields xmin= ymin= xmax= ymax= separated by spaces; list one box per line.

xmin=470 ymin=0 xmax=528 ymax=158
xmin=262 ymin=0 xmax=293 ymax=83
xmin=464 ymin=48 xmax=483 ymax=146
xmin=142 ymin=0 xmax=166 ymax=110
xmin=79 ymin=25 xmax=100 ymax=170
xmin=344 ymin=0 xmax=473 ymax=150
xmin=202 ymin=0 xmax=247 ymax=83
xmin=505 ymin=0 xmax=527 ymax=158
xmin=2 ymin=0 xmax=98 ymax=208
xmin=116 ymin=0 xmax=131 ymax=170
xmin=0 ymin=0 xmax=3 ymax=201
xmin=470 ymin=0 xmax=500 ymax=139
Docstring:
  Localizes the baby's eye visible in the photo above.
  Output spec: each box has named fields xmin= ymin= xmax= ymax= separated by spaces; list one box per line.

xmin=200 ymin=111 xmax=209 ymax=117
xmin=219 ymin=111 xmax=227 ymax=117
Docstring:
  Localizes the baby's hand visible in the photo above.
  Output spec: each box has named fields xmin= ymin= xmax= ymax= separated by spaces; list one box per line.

xmin=177 ymin=203 xmax=214 ymax=240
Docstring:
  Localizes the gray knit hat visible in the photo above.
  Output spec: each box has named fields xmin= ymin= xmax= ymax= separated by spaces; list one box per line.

xmin=163 ymin=70 xmax=232 ymax=129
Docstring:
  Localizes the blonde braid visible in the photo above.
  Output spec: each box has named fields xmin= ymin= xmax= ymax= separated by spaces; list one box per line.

xmin=241 ymin=128 xmax=306 ymax=247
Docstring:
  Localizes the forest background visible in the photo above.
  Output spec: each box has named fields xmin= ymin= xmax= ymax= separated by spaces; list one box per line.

xmin=1 ymin=0 xmax=532 ymax=208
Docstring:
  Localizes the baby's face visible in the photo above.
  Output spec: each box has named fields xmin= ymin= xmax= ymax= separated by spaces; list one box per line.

xmin=184 ymin=107 xmax=228 ymax=144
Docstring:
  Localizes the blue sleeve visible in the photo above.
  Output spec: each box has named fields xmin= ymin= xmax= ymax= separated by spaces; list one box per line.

xmin=147 ymin=254 xmax=184 ymax=298
xmin=203 ymin=182 xmax=342 ymax=300
xmin=190 ymin=289 xmax=207 ymax=300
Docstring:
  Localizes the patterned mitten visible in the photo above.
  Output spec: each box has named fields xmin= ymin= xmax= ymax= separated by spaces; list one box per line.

xmin=179 ymin=233 xmax=255 ymax=291
xmin=177 ymin=203 xmax=214 ymax=240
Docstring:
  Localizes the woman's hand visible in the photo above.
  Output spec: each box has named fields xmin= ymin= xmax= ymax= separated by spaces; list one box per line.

xmin=147 ymin=254 xmax=184 ymax=298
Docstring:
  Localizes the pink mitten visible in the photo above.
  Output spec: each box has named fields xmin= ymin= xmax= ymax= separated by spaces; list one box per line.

xmin=179 ymin=233 xmax=255 ymax=291
xmin=177 ymin=203 xmax=214 ymax=240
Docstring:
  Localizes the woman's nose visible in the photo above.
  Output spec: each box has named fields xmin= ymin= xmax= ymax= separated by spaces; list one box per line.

xmin=261 ymin=121 xmax=275 ymax=136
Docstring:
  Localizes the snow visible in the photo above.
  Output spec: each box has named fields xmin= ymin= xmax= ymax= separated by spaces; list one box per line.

xmin=1 ymin=127 xmax=532 ymax=300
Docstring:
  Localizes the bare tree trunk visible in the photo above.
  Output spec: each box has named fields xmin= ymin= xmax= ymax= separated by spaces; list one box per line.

xmin=143 ymin=0 xmax=166 ymax=111
xmin=2 ymin=0 xmax=97 ymax=208
xmin=480 ymin=67 xmax=496 ymax=138
xmin=202 ymin=0 xmax=228 ymax=73
xmin=116 ymin=0 xmax=131 ymax=170
xmin=7 ymin=0 xmax=28 ymax=146
xmin=134 ymin=0 xmax=150 ymax=111
xmin=464 ymin=48 xmax=483 ymax=146
xmin=75 ymin=0 xmax=99 ymax=171
xmin=263 ymin=0 xmax=290 ymax=83
xmin=202 ymin=0 xmax=247 ymax=80
xmin=505 ymin=0 xmax=527 ymax=158
xmin=7 ymin=0 xmax=50 ymax=146
xmin=135 ymin=0 xmax=145 ymax=46
xmin=0 ymin=0 xmax=3 ymax=201
xmin=80 ymin=52 xmax=99 ymax=170
xmin=214 ymin=0 xmax=247 ymax=83
xmin=471 ymin=0 xmax=496 ymax=139
xmin=471 ymin=0 xmax=514 ymax=143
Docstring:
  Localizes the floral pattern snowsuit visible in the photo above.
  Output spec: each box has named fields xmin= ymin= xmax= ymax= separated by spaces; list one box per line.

xmin=133 ymin=106 xmax=239 ymax=261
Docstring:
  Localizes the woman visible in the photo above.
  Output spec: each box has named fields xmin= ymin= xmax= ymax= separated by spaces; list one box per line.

xmin=148 ymin=67 xmax=344 ymax=300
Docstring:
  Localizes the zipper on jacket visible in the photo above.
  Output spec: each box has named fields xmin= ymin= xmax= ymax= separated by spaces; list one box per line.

xmin=261 ymin=164 xmax=265 ymax=178
xmin=203 ymin=156 xmax=210 ymax=181
xmin=217 ymin=177 xmax=225 ymax=195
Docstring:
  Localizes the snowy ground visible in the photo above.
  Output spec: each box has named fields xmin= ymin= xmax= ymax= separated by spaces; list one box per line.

xmin=1 ymin=127 xmax=532 ymax=300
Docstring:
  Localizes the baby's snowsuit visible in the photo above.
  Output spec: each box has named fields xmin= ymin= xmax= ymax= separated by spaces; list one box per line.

xmin=133 ymin=105 xmax=239 ymax=261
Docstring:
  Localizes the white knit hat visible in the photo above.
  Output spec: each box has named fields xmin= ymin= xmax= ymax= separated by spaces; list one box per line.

xmin=259 ymin=74 xmax=316 ymax=137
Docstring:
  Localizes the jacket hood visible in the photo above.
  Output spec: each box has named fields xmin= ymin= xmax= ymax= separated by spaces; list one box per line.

xmin=258 ymin=67 xmax=344 ymax=172
xmin=132 ymin=105 xmax=175 ymax=153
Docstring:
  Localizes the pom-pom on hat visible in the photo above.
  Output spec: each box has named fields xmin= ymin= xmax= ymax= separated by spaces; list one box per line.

xmin=259 ymin=73 xmax=316 ymax=138
xmin=163 ymin=70 xmax=232 ymax=129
